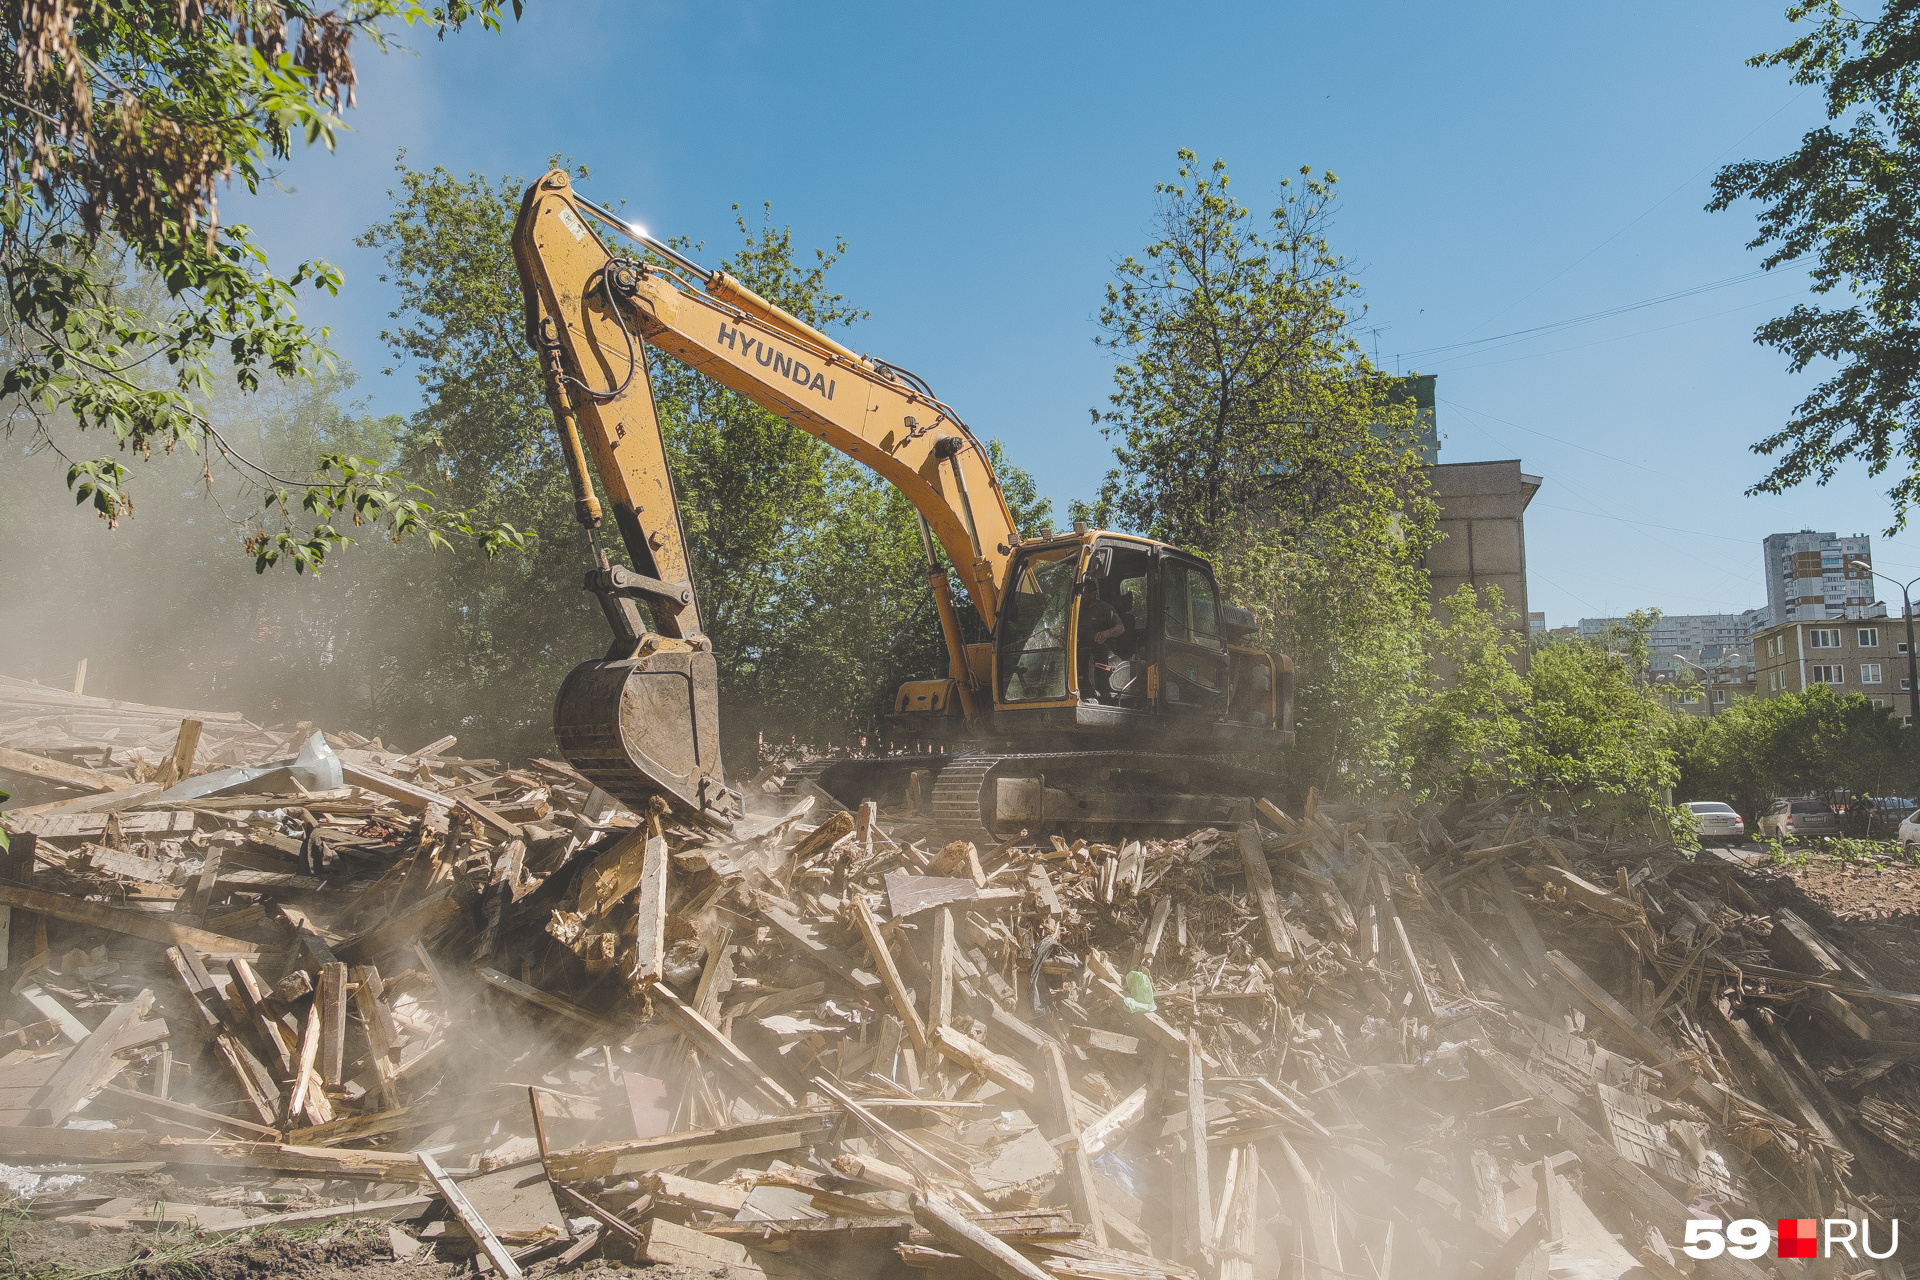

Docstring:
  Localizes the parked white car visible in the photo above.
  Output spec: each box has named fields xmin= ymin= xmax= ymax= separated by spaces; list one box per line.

xmin=1683 ymin=801 xmax=1745 ymax=846
xmin=1900 ymin=808 xmax=1920 ymax=854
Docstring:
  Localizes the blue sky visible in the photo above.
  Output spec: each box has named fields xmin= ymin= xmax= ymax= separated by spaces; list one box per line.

xmin=228 ymin=0 xmax=1910 ymax=628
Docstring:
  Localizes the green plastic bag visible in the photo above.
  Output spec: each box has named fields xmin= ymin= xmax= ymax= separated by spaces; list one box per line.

xmin=1122 ymin=969 xmax=1156 ymax=1014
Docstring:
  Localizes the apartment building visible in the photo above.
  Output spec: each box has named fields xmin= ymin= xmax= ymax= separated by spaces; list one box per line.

xmin=1576 ymin=611 xmax=1763 ymax=651
xmin=1762 ymin=530 xmax=1874 ymax=623
xmin=1753 ymin=617 xmax=1907 ymax=716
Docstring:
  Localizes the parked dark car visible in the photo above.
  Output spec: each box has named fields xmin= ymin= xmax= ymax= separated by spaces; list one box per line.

xmin=1757 ymin=798 xmax=1843 ymax=840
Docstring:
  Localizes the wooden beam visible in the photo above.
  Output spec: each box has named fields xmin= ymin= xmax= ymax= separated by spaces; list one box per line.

xmin=1183 ymin=1046 xmax=1213 ymax=1262
xmin=0 ymin=745 xmax=136 ymax=793
xmin=850 ymin=895 xmax=926 ymax=1048
xmin=476 ymin=966 xmax=602 ymax=1031
xmin=932 ymin=1025 xmax=1035 ymax=1099
xmin=417 ymin=1150 xmax=522 ymax=1278
xmin=648 ymin=981 xmax=795 ymax=1111
xmin=156 ymin=718 xmax=203 ymax=789
xmin=335 ymin=886 xmax=458 ymax=967
xmin=93 ymin=1083 xmax=278 ymax=1139
xmin=911 ymin=1194 xmax=1055 ymax=1280
xmin=1079 ymin=1085 xmax=1149 ymax=1159
xmin=26 ymin=990 xmax=155 ymax=1126
xmin=1544 ymin=949 xmax=1725 ymax=1111
xmin=317 ymin=962 xmax=347 ymax=1086
xmin=1038 ymin=1040 xmax=1106 ymax=1247
xmin=1236 ymin=823 xmax=1294 ymax=965
xmin=933 ymin=907 xmax=956 ymax=1031
xmin=353 ymin=965 xmax=400 ymax=1112
xmin=0 ymin=882 xmax=255 ymax=955
xmin=544 ymin=1113 xmax=837 ymax=1182
xmin=631 ymin=834 xmax=668 ymax=990
xmin=760 ymin=901 xmax=881 ymax=993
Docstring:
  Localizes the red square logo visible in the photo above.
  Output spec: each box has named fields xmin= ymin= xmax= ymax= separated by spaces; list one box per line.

xmin=1778 ymin=1218 xmax=1818 ymax=1259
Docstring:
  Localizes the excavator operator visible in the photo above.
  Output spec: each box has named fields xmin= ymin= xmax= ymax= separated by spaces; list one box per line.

xmin=1078 ymin=578 xmax=1128 ymax=702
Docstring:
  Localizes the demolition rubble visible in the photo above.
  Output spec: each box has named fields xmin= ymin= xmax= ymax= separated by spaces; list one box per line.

xmin=0 ymin=673 xmax=1918 ymax=1280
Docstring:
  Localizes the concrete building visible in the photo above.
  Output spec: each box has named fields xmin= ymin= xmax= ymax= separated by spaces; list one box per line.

xmin=1753 ymin=616 xmax=1905 ymax=718
xmin=1762 ymin=530 xmax=1874 ymax=623
xmin=1575 ymin=612 xmax=1764 ymax=652
xmin=1424 ymin=459 xmax=1541 ymax=666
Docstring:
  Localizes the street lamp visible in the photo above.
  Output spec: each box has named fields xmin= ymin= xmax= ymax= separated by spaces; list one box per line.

xmin=1848 ymin=560 xmax=1920 ymax=725
xmin=1670 ymin=652 xmax=1720 ymax=717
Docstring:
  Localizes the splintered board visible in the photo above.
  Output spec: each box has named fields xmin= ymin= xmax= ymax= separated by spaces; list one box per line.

xmin=13 ymin=811 xmax=196 ymax=841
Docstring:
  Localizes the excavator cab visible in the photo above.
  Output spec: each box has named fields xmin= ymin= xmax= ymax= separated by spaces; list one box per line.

xmin=985 ymin=532 xmax=1290 ymax=743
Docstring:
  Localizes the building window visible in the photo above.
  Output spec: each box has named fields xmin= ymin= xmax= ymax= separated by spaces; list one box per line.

xmin=1863 ymin=663 xmax=1884 ymax=684
xmin=1902 ymin=642 xmax=1911 ymax=655
xmin=1810 ymin=629 xmax=1842 ymax=648
xmin=1861 ymin=628 xmax=1880 ymax=647
xmin=1811 ymin=664 xmax=1845 ymax=685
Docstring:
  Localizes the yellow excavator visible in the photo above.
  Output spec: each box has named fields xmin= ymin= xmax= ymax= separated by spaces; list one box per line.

xmin=512 ymin=169 xmax=1293 ymax=833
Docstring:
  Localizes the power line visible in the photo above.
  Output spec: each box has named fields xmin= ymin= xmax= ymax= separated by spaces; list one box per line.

xmin=1399 ymin=259 xmax=1807 ymax=362
xmin=1433 ymin=288 xmax=1809 ymax=374
xmin=1453 ymin=87 xmax=1812 ymax=343
xmin=1441 ymin=397 xmax=1662 ymax=475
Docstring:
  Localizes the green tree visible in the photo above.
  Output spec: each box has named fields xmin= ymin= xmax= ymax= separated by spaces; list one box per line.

xmin=0 ymin=0 xmax=531 ymax=565
xmin=1402 ymin=584 xmax=1531 ymax=797
xmin=1679 ymin=684 xmax=1913 ymax=819
xmin=1092 ymin=150 xmax=1437 ymax=792
xmin=1709 ymin=1 xmax=1920 ymax=527
xmin=1522 ymin=613 xmax=1682 ymax=815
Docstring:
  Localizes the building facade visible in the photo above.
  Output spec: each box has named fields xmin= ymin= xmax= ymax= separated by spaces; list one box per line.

xmin=1576 ymin=612 xmax=1764 ymax=652
xmin=1762 ymin=530 xmax=1874 ymax=623
xmin=1424 ymin=458 xmax=1541 ymax=669
xmin=1753 ymin=617 xmax=1906 ymax=716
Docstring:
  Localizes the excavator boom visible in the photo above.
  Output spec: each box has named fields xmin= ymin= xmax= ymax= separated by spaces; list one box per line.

xmin=513 ymin=170 xmax=1022 ymax=822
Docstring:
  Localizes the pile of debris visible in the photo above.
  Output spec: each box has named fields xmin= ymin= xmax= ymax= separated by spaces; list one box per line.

xmin=0 ymin=672 xmax=1917 ymax=1280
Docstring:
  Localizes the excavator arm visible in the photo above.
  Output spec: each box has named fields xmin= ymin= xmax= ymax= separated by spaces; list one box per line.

xmin=512 ymin=169 xmax=1022 ymax=821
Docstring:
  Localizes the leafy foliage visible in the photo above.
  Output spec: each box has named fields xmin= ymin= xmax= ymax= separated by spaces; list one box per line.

xmin=1709 ymin=1 xmax=1920 ymax=527
xmin=0 ymin=0 xmax=532 ymax=561
xmin=1523 ymin=613 xmax=1681 ymax=809
xmin=1091 ymin=151 xmax=1437 ymax=791
xmin=1677 ymin=681 xmax=1915 ymax=818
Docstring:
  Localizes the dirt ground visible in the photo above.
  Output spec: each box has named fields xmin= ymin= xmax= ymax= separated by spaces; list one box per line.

xmin=1723 ymin=842 xmax=1920 ymax=990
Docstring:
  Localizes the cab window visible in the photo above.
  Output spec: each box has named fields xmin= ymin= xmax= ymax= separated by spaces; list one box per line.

xmin=997 ymin=548 xmax=1079 ymax=703
xmin=1162 ymin=561 xmax=1225 ymax=652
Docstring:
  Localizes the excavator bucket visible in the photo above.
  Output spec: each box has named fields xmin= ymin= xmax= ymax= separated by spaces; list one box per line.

xmin=553 ymin=648 xmax=733 ymax=825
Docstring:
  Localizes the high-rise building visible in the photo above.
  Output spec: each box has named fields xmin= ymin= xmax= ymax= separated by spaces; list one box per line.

xmin=1763 ymin=530 xmax=1874 ymax=623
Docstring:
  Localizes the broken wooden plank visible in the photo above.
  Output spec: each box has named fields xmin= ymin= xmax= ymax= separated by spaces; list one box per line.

xmin=1038 ymin=1040 xmax=1106 ymax=1247
xmin=850 ymin=894 xmax=926 ymax=1046
xmin=0 ymin=883 xmax=256 ymax=955
xmin=631 ymin=834 xmax=668 ymax=990
xmin=0 ymin=746 xmax=137 ymax=794
xmin=335 ymin=887 xmax=458 ymax=967
xmin=317 ymin=961 xmax=347 ymax=1086
xmin=1182 ymin=1046 xmax=1212 ymax=1261
xmin=25 ymin=989 xmax=155 ymax=1126
xmin=648 ymin=981 xmax=795 ymax=1110
xmin=1235 ymin=823 xmax=1294 ymax=965
xmin=476 ymin=967 xmax=603 ymax=1031
xmin=544 ymin=1113 xmax=837 ymax=1182
xmin=911 ymin=1194 xmax=1055 ymax=1280
xmin=1544 ymin=949 xmax=1725 ymax=1112
xmin=932 ymin=1024 xmax=1035 ymax=1099
xmin=760 ymin=901 xmax=881 ymax=992
xmin=418 ymin=1150 xmax=521 ymax=1278
xmin=1524 ymin=864 xmax=1640 ymax=921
